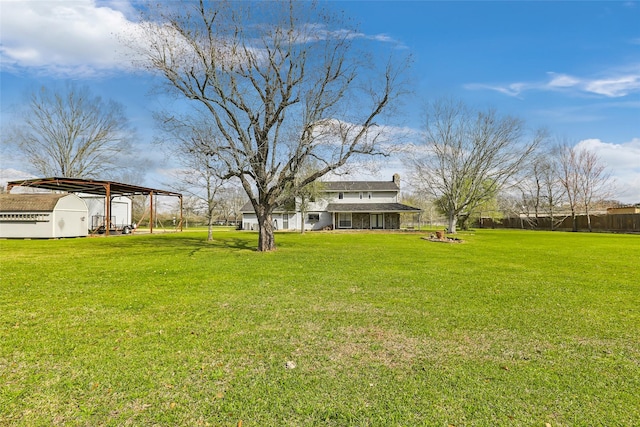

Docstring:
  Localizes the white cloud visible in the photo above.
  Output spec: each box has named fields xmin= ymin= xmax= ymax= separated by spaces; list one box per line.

xmin=575 ymin=138 xmax=640 ymax=203
xmin=548 ymin=73 xmax=581 ymax=88
xmin=0 ymin=1 xmax=405 ymax=78
xmin=0 ymin=168 xmax=36 ymax=190
xmin=0 ymin=0 xmax=140 ymax=77
xmin=584 ymin=75 xmax=640 ymax=97
xmin=465 ymin=68 xmax=640 ymax=98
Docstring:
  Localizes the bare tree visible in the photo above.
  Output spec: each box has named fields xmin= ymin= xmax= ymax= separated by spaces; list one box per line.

xmin=518 ymin=155 xmax=545 ymax=226
xmin=280 ymin=159 xmax=327 ymax=234
xmin=131 ymin=0 xmax=408 ymax=251
xmin=410 ymin=99 xmax=543 ymax=233
xmin=497 ymin=193 xmax=525 ymax=227
xmin=157 ymin=116 xmax=227 ymax=241
xmin=297 ymin=180 xmax=328 ymax=234
xmin=517 ymin=148 xmax=566 ymax=230
xmin=131 ymin=195 xmax=147 ymax=225
xmin=578 ymin=149 xmax=613 ymax=232
xmin=539 ymin=150 xmax=567 ymax=230
xmin=216 ymin=185 xmax=246 ymax=226
xmin=9 ymin=83 xmax=138 ymax=179
xmin=558 ymin=142 xmax=612 ymax=232
xmin=557 ymin=144 xmax=581 ymax=232
xmin=181 ymin=195 xmax=203 ymax=228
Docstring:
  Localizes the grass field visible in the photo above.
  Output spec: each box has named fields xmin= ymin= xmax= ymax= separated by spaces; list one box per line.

xmin=1 ymin=229 xmax=638 ymax=426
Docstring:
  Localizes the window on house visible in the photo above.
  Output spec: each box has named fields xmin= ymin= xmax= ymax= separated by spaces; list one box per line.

xmin=338 ymin=212 xmax=352 ymax=228
xmin=338 ymin=192 xmax=344 ymax=200
xmin=368 ymin=192 xmax=372 ymax=199
xmin=308 ymin=213 xmax=320 ymax=222
xmin=359 ymin=192 xmax=363 ymax=199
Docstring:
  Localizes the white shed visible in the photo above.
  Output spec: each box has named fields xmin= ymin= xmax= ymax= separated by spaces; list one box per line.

xmin=0 ymin=193 xmax=88 ymax=238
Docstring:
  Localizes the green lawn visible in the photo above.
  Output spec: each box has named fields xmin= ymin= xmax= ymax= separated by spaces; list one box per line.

xmin=1 ymin=229 xmax=638 ymax=426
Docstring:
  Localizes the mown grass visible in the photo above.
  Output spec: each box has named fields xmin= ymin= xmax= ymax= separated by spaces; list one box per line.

xmin=1 ymin=229 xmax=638 ymax=426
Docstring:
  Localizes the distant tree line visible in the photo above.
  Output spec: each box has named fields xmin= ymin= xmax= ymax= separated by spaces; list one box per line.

xmin=405 ymin=133 xmax=618 ymax=233
xmin=406 ymin=100 xmax=617 ymax=233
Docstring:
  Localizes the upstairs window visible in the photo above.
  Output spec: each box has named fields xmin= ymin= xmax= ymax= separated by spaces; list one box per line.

xmin=338 ymin=192 xmax=344 ymax=200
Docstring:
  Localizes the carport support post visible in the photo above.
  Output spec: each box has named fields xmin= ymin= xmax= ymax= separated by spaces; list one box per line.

xmin=179 ymin=195 xmax=183 ymax=232
xmin=105 ymin=184 xmax=111 ymax=236
xmin=150 ymin=191 xmax=154 ymax=234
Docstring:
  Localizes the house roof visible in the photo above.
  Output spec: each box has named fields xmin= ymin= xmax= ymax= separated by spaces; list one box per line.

xmin=0 ymin=193 xmax=69 ymax=212
xmin=6 ymin=177 xmax=181 ymax=197
xmin=240 ymin=201 xmax=254 ymax=213
xmin=240 ymin=201 xmax=294 ymax=213
xmin=326 ymin=203 xmax=420 ymax=213
xmin=322 ymin=180 xmax=399 ymax=192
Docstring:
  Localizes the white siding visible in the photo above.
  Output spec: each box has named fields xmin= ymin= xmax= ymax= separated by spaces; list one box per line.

xmin=52 ymin=194 xmax=88 ymax=238
xmin=242 ymin=212 xmax=301 ymax=231
xmin=326 ymin=191 xmax=397 ymax=203
xmin=0 ymin=194 xmax=88 ymax=238
xmin=243 ymin=213 xmax=258 ymax=231
xmin=240 ymin=180 xmax=404 ymax=231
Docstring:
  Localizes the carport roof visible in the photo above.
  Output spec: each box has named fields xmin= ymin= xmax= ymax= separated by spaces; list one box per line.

xmin=7 ymin=177 xmax=181 ymax=197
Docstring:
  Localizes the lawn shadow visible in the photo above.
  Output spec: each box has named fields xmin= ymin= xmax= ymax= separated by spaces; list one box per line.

xmin=207 ymin=236 xmax=257 ymax=252
xmin=100 ymin=232 xmax=257 ymax=253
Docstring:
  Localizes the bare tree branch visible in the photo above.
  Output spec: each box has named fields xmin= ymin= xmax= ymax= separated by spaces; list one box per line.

xmin=410 ymin=98 xmax=542 ymax=233
xmin=557 ymin=141 xmax=613 ymax=232
xmin=9 ymin=83 xmax=139 ymax=180
xmin=130 ymin=0 xmax=409 ymax=250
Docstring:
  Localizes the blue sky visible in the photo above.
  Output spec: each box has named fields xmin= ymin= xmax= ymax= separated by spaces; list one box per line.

xmin=1 ymin=1 xmax=639 ymax=202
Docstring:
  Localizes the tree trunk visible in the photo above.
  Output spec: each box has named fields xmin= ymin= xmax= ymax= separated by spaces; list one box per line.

xmin=207 ymin=222 xmax=213 ymax=241
xmin=207 ymin=210 xmax=214 ymax=241
xmin=257 ymin=211 xmax=276 ymax=251
xmin=300 ymin=209 xmax=306 ymax=235
xmin=447 ymin=214 xmax=457 ymax=234
xmin=571 ymin=209 xmax=578 ymax=232
xmin=585 ymin=206 xmax=592 ymax=232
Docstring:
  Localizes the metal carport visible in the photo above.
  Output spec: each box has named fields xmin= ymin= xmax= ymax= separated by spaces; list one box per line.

xmin=6 ymin=177 xmax=183 ymax=236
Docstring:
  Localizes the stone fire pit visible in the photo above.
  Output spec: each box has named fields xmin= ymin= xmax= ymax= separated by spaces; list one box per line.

xmin=422 ymin=231 xmax=464 ymax=243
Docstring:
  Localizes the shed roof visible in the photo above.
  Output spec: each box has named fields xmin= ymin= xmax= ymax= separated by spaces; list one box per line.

xmin=0 ymin=193 xmax=69 ymax=212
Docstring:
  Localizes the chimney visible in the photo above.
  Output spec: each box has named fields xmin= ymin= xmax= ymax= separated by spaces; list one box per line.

xmin=392 ymin=173 xmax=400 ymax=187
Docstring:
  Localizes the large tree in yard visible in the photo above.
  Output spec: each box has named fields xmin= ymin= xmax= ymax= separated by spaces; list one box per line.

xmin=410 ymin=99 xmax=543 ymax=234
xmin=132 ymin=0 xmax=408 ymax=251
xmin=8 ymin=84 xmax=137 ymax=179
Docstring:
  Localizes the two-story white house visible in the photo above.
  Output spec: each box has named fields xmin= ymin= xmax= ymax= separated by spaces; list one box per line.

xmin=241 ymin=174 xmax=420 ymax=231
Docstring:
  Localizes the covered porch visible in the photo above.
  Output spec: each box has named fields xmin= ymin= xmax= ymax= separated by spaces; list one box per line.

xmin=326 ymin=203 xmax=421 ymax=230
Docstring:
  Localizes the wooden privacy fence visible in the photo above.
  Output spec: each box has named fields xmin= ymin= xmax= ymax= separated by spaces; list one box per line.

xmin=478 ymin=214 xmax=640 ymax=233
